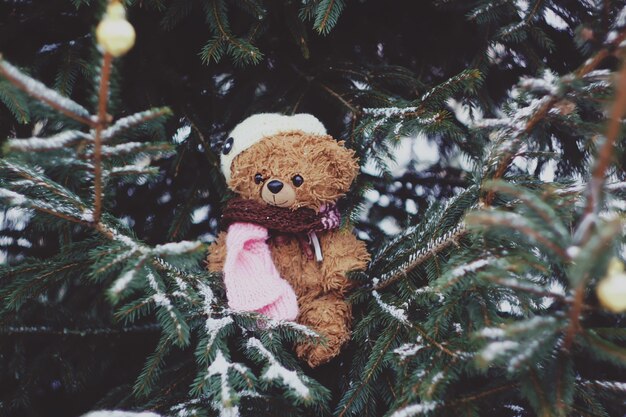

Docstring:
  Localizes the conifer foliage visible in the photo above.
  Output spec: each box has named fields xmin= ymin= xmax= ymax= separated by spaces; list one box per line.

xmin=1 ymin=1 xmax=626 ymax=417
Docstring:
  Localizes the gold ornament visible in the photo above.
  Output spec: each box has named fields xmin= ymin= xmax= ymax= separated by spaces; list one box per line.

xmin=96 ymin=2 xmax=136 ymax=57
xmin=597 ymin=258 xmax=626 ymax=313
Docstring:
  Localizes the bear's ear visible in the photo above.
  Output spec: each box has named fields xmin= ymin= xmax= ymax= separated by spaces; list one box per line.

xmin=320 ymin=138 xmax=359 ymax=195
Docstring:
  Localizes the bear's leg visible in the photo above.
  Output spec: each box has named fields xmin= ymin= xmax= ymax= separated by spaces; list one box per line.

xmin=295 ymin=293 xmax=352 ymax=367
xmin=319 ymin=230 xmax=370 ymax=293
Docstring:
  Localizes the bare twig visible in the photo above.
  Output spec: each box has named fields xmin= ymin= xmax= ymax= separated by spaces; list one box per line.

xmin=93 ymin=53 xmax=113 ymax=223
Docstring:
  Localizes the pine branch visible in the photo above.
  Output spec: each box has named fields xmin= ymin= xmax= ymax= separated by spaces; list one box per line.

xmin=0 ymin=56 xmax=94 ymax=127
xmin=0 ymin=324 xmax=160 ymax=336
xmin=483 ymin=27 xmax=626 ymax=205
xmin=318 ymin=82 xmax=360 ymax=114
xmin=101 ymin=107 xmax=172 ymax=142
xmin=0 ymin=80 xmax=31 ymax=123
xmin=7 ymin=130 xmax=92 ymax=152
xmin=562 ymin=48 xmax=626 ymax=354
xmin=207 ymin=0 xmax=262 ymax=65
xmin=313 ymin=0 xmax=345 ymax=35
xmin=373 ymin=226 xmax=468 ymax=290
xmin=585 ymin=51 xmax=626 ymax=216
xmin=408 ymin=322 xmax=458 ymax=357
xmin=336 ymin=323 xmax=402 ymax=417
xmin=524 ymin=0 xmax=545 ymax=23
xmin=447 ymin=383 xmax=517 ymax=408
xmin=247 ymin=337 xmax=311 ymax=400
xmin=466 ymin=211 xmax=568 ymax=259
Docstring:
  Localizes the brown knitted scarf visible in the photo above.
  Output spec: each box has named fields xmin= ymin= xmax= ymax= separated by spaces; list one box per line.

xmin=221 ymin=198 xmax=340 ymax=234
xmin=221 ymin=198 xmax=341 ymax=260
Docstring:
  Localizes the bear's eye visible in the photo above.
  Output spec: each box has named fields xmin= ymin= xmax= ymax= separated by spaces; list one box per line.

xmin=222 ymin=137 xmax=234 ymax=155
xmin=292 ymin=174 xmax=304 ymax=187
xmin=254 ymin=173 xmax=264 ymax=184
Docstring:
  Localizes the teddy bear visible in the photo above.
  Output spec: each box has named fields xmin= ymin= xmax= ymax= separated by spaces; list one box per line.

xmin=207 ymin=113 xmax=370 ymax=367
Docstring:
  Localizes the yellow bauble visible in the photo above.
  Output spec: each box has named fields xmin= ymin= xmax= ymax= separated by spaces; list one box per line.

xmin=96 ymin=3 xmax=135 ymax=57
xmin=597 ymin=258 xmax=626 ymax=313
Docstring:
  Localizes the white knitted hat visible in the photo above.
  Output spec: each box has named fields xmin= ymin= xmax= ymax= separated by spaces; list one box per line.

xmin=220 ymin=113 xmax=327 ymax=183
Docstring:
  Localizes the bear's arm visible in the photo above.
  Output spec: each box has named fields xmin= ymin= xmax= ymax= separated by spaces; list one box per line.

xmin=319 ymin=229 xmax=370 ymax=292
xmin=206 ymin=231 xmax=228 ymax=273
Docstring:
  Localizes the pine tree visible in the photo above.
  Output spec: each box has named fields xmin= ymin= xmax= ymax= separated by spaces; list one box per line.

xmin=1 ymin=1 xmax=626 ymax=417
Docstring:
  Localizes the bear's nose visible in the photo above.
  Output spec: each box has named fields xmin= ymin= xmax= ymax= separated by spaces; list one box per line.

xmin=267 ymin=180 xmax=284 ymax=194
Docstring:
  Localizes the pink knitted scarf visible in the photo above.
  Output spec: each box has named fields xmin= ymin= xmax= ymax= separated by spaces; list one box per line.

xmin=222 ymin=199 xmax=341 ymax=321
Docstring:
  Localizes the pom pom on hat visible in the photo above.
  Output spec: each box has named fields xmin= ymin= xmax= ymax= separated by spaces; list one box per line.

xmin=220 ymin=113 xmax=327 ymax=183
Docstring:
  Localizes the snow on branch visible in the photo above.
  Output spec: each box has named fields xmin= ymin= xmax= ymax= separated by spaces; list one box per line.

xmin=8 ymin=130 xmax=92 ymax=151
xmin=362 ymin=106 xmax=417 ymax=117
xmin=246 ymin=337 xmax=310 ymax=399
xmin=475 ymin=95 xmax=553 ymax=134
xmin=613 ymin=6 xmax=626 ymax=29
xmin=372 ymin=290 xmax=408 ymax=324
xmin=102 ymin=107 xmax=171 ymax=142
xmin=582 ymin=378 xmax=626 ymax=392
xmin=147 ymin=269 xmax=189 ymax=344
xmin=106 ymin=165 xmax=159 ymax=180
xmin=110 ymin=258 xmax=147 ymax=296
xmin=197 ymin=281 xmax=233 ymax=357
xmin=477 ymin=316 xmax=558 ymax=370
xmin=393 ymin=338 xmax=425 ymax=360
xmin=0 ymin=186 xmax=91 ymax=225
xmin=101 ymin=142 xmax=173 ymax=157
xmin=479 ymin=316 xmax=557 ymax=339
xmin=82 ymin=411 xmax=161 ymax=417
xmin=110 ymin=228 xmax=145 ymax=252
xmin=153 ymin=240 xmax=203 ymax=256
xmin=448 ymin=258 xmax=490 ymax=279
xmin=389 ymin=401 xmax=438 ymax=417
xmin=519 ymin=70 xmax=559 ymax=95
xmin=373 ymin=224 xmax=467 ymax=290
xmin=204 ymin=316 xmax=233 ymax=356
xmin=265 ymin=319 xmax=320 ymax=339
xmin=206 ymin=350 xmax=249 ymax=417
xmin=0 ymin=58 xmax=92 ymax=125
xmin=2 ymin=159 xmax=86 ymax=207
xmin=0 ymin=188 xmax=27 ymax=205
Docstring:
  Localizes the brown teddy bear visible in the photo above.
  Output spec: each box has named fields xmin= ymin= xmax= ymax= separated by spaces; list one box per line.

xmin=207 ymin=113 xmax=370 ymax=367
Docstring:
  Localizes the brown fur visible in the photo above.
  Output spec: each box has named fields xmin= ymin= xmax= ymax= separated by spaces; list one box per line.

xmin=228 ymin=131 xmax=359 ymax=212
xmin=207 ymin=130 xmax=370 ymax=367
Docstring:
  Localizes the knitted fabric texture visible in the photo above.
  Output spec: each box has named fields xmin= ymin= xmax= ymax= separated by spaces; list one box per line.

xmin=221 ymin=197 xmax=341 ymax=233
xmin=223 ymin=222 xmax=298 ymax=321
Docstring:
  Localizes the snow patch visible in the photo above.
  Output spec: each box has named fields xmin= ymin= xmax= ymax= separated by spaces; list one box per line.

xmin=544 ymin=8 xmax=569 ymax=31
xmin=192 ymin=206 xmax=210 ymax=224
xmin=480 ymin=340 xmax=519 ymax=361
xmin=173 ymin=125 xmax=192 ymax=144
xmin=0 ymin=189 xmax=27 ymax=205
